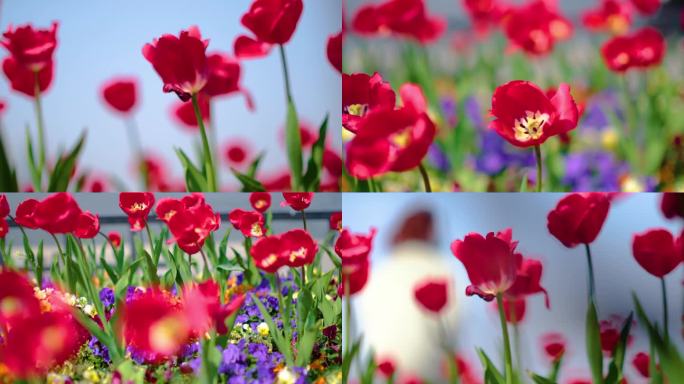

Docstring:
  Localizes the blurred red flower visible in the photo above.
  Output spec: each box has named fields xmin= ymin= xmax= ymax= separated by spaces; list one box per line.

xmin=541 ymin=332 xmax=566 ymax=362
xmin=204 ymin=53 xmax=241 ymax=97
xmin=377 ymin=357 xmax=397 ymax=378
xmin=0 ymin=99 xmax=5 ymax=114
xmin=582 ymin=0 xmax=633 ymax=35
xmin=167 ymin=199 xmax=221 ymax=254
xmin=490 ymin=80 xmax=579 ymax=148
xmin=327 ymin=31 xmax=342 ymax=73
xmin=281 ymin=192 xmax=314 ymax=211
xmin=547 ymin=193 xmax=610 ymax=248
xmin=1 ymin=22 xmax=58 ymax=70
xmin=0 ymin=220 xmax=7 ymax=239
xmin=335 ymin=228 xmax=376 ymax=264
xmin=462 ymin=0 xmax=508 ymax=34
xmin=338 ymin=258 xmax=370 ymax=297
xmin=413 ymin=278 xmax=449 ymax=314
xmin=0 ymin=194 xmax=8 ymax=218
xmin=121 ymin=289 xmax=190 ymax=359
xmin=281 ymin=228 xmax=318 ymax=267
xmin=119 ymin=192 xmax=155 ymax=231
xmin=223 ymin=140 xmax=251 ymax=167
xmin=352 ymin=0 xmax=446 ymax=44
xmin=632 ymin=352 xmax=651 ymax=377
xmin=173 ymin=93 xmax=211 ymax=129
xmin=502 ymin=0 xmax=573 ymax=56
xmin=73 ymin=211 xmax=100 ymax=239
xmin=101 ymin=77 xmax=138 ymax=115
xmin=631 ymin=0 xmax=661 ymax=15
xmin=502 ymin=297 xmax=526 ymax=324
xmin=142 ymin=26 xmax=209 ymax=101
xmin=451 ymin=228 xmax=522 ymax=301
xmin=182 ymin=280 xmax=245 ymax=335
xmin=632 ymin=228 xmax=683 ymax=277
xmin=505 ymin=258 xmax=550 ymax=307
xmin=661 ymin=193 xmax=684 ymax=220
xmin=234 ymin=0 xmax=303 ymax=59
xmin=329 ymin=212 xmax=342 ymax=232
xmin=15 ymin=198 xmax=40 ymax=229
xmin=0 ymin=269 xmax=41 ymax=330
xmin=249 ymin=192 xmax=272 ymax=213
xmin=343 ymin=72 xmax=396 ymax=134
xmin=228 ymin=209 xmax=264 ymax=238
xmin=2 ymin=56 xmax=53 ymax=97
xmin=108 ymin=231 xmax=122 ymax=248
xmin=32 ymin=193 xmax=82 ymax=234
xmin=601 ymin=27 xmax=665 ymax=73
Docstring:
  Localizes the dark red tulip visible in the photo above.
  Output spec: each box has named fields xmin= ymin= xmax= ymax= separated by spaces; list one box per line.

xmin=155 ymin=198 xmax=185 ymax=223
xmin=108 ymin=231 xmax=122 ymax=248
xmin=502 ymin=0 xmax=573 ymax=56
xmin=327 ymin=31 xmax=342 ymax=73
xmin=121 ymin=289 xmax=190 ymax=358
xmin=329 ymin=212 xmax=342 ymax=232
xmin=338 ymin=258 xmax=370 ymax=297
xmin=490 ymin=80 xmax=579 ymax=148
xmin=167 ymin=201 xmax=220 ymax=254
xmin=101 ymin=77 xmax=137 ymax=115
xmin=547 ymin=193 xmax=610 ymax=248
xmin=541 ymin=332 xmax=566 ymax=362
xmin=250 ymin=235 xmax=287 ymax=273
xmin=377 ymin=357 xmax=397 ymax=378
xmin=506 ymin=258 xmax=550 ymax=307
xmin=0 ymin=194 xmax=8 ymax=217
xmin=413 ymin=278 xmax=449 ymax=314
xmin=203 ymin=53 xmax=241 ymax=97
xmin=239 ymin=0 xmax=303 ymax=45
xmin=632 ymin=352 xmax=651 ymax=378
xmin=352 ymin=0 xmax=446 ymax=44
xmin=342 ymin=72 xmax=396 ymax=134
xmin=632 ymin=228 xmax=682 ymax=278
xmin=14 ymin=198 xmax=39 ymax=229
xmin=451 ymin=228 xmax=522 ymax=301
xmin=281 ymin=192 xmax=314 ymax=211
xmin=631 ymin=0 xmax=661 ymax=15
xmin=142 ymin=26 xmax=209 ymax=101
xmin=345 ymin=135 xmax=393 ymax=179
xmin=73 ymin=211 xmax=100 ymax=239
xmin=502 ymin=297 xmax=526 ymax=324
xmin=173 ymin=93 xmax=210 ymax=129
xmin=0 ymin=269 xmax=41 ymax=330
xmin=661 ymin=193 xmax=684 ymax=220
xmin=223 ymin=141 xmax=250 ymax=166
xmin=281 ymin=229 xmax=318 ymax=267
xmin=249 ymin=192 xmax=271 ymax=213
xmin=33 ymin=193 xmax=82 ymax=234
xmin=234 ymin=35 xmax=272 ymax=59
xmin=2 ymin=56 xmax=53 ymax=97
xmin=1 ymin=22 xmax=58 ymax=70
xmin=228 ymin=208 xmax=265 ymax=238
xmin=601 ymin=27 xmax=666 ymax=73
xmin=0 ymin=220 xmax=7 ymax=239
xmin=582 ymin=0 xmax=632 ymax=35
xmin=119 ymin=192 xmax=155 ymax=232
xmin=335 ymin=228 xmax=376 ymax=264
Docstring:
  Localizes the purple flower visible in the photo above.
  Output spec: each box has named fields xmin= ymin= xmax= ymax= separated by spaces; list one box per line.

xmin=99 ymin=287 xmax=115 ymax=309
xmin=471 ymin=130 xmax=535 ymax=176
xmin=563 ymin=151 xmax=627 ymax=191
xmin=463 ymin=95 xmax=484 ymax=129
xmin=428 ymin=144 xmax=451 ymax=173
xmin=440 ymin=97 xmax=458 ymax=127
xmin=88 ymin=336 xmax=110 ymax=363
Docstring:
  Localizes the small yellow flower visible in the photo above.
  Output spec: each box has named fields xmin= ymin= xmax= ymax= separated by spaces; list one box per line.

xmin=257 ymin=322 xmax=269 ymax=337
xmin=276 ymin=367 xmax=297 ymax=384
xmin=83 ymin=367 xmax=100 ymax=383
xmin=83 ymin=304 xmax=97 ymax=317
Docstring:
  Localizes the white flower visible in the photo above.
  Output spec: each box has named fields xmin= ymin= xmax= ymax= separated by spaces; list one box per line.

xmin=257 ymin=322 xmax=269 ymax=336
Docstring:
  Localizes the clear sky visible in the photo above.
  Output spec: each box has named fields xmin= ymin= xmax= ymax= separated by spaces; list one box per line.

xmin=344 ymin=192 xmax=684 ymax=380
xmin=0 ymin=0 xmax=342 ymax=189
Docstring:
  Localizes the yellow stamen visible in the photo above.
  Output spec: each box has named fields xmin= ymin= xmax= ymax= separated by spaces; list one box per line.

xmin=514 ymin=111 xmax=549 ymax=142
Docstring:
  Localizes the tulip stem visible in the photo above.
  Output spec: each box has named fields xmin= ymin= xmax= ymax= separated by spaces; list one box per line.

xmin=496 ymin=293 xmax=514 ymax=384
xmin=344 ymin=274 xmax=352 ymax=381
xmin=661 ymin=276 xmax=669 ymax=344
xmin=191 ymin=93 xmax=217 ymax=192
xmin=418 ymin=162 xmax=432 ymax=192
xmin=33 ymin=70 xmax=47 ymax=188
xmin=584 ymin=243 xmax=597 ymax=305
xmin=534 ymin=145 xmax=543 ymax=192
xmin=125 ymin=118 xmax=149 ymax=189
xmin=199 ymin=249 xmax=212 ymax=280
xmin=278 ymin=45 xmax=293 ymax=104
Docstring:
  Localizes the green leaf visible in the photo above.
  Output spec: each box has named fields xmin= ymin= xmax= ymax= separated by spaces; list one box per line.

xmin=519 ymin=173 xmax=528 ymax=192
xmin=295 ymin=318 xmax=319 ymax=366
xmin=586 ymin=300 xmax=604 ymax=384
xmin=342 ymin=337 xmax=362 ymax=384
xmin=301 ymin=114 xmax=329 ymax=191
xmin=477 ymin=348 xmax=505 ymax=384
xmin=116 ymin=360 xmax=145 ymax=384
xmin=176 ymin=148 xmax=207 ymax=192
xmin=285 ymin=101 xmax=302 ymax=190
xmin=25 ymin=126 xmax=41 ymax=191
xmin=530 ymin=374 xmax=555 ymax=384
xmin=247 ymin=152 xmax=265 ymax=179
xmin=48 ymin=132 xmax=87 ymax=192
xmin=251 ymin=292 xmax=293 ymax=365
xmin=606 ymin=313 xmax=633 ymax=383
xmin=231 ymin=167 xmax=266 ymax=192
xmin=199 ymin=334 xmax=221 ymax=384
xmin=0 ymin=130 xmax=18 ymax=191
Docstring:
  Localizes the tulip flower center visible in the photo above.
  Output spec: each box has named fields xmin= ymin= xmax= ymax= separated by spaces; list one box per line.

xmin=263 ymin=253 xmax=279 ymax=267
xmin=150 ymin=316 xmax=186 ymax=355
xmin=0 ymin=297 xmax=21 ymax=317
xmin=391 ymin=129 xmax=411 ymax=148
xmin=614 ymin=52 xmax=629 ymax=66
xmin=529 ymin=30 xmax=551 ymax=52
xmin=514 ymin=111 xmax=549 ymax=142
xmin=289 ymin=247 xmax=307 ymax=262
xmin=250 ymin=223 xmax=263 ymax=237
xmin=163 ymin=211 xmax=177 ymax=221
xmin=549 ymin=20 xmax=570 ymax=39
xmin=346 ymin=104 xmax=368 ymax=117
xmin=129 ymin=202 xmax=148 ymax=213
xmin=607 ymin=15 xmax=629 ymax=35
xmin=254 ymin=200 xmax=267 ymax=209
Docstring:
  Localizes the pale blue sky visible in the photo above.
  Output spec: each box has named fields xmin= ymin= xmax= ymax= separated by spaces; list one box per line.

xmin=0 ymin=0 xmax=342 ymax=189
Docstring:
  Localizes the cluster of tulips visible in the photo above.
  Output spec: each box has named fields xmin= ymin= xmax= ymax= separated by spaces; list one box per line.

xmin=342 ymin=0 xmax=684 ymax=192
xmin=343 ymin=192 xmax=684 ymax=384
xmin=0 ymin=0 xmax=342 ymax=193
xmin=0 ymin=192 xmax=345 ymax=383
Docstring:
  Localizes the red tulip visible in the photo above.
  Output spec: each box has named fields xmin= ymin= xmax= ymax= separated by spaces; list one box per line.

xmin=582 ymin=0 xmax=633 ymax=35
xmin=323 ymin=148 xmax=343 ymax=178
xmin=413 ymin=278 xmax=449 ymax=314
xmin=506 ymin=258 xmax=550 ymax=307
xmin=181 ymin=193 xmax=205 ymax=209
xmin=541 ymin=332 xmax=566 ymax=361
xmin=632 ymin=352 xmax=651 ymax=378
xmin=601 ymin=27 xmax=665 ymax=73
xmin=661 ymin=193 xmax=684 ymax=220
xmin=108 ymin=231 xmax=122 ymax=248
xmin=451 ymin=228 xmax=522 ymax=301
xmin=281 ymin=229 xmax=318 ymax=267
xmin=249 ymin=192 xmax=271 ymax=213
xmin=342 ymin=72 xmax=396 ymax=134
xmin=345 ymin=135 xmax=393 ymax=179
xmin=234 ymin=0 xmax=303 ymax=59
xmin=631 ymin=0 xmax=661 ymax=15
xmin=101 ymin=77 xmax=138 ymax=115
xmin=377 ymin=357 xmax=397 ymax=378
xmin=490 ymin=80 xmax=578 ymax=148
xmin=327 ymin=31 xmax=342 ymax=73
xmin=632 ymin=228 xmax=682 ymax=278
xmin=0 ymin=194 xmax=8 ymax=218
xmin=352 ymin=0 xmax=446 ymax=44
xmin=142 ymin=26 xmax=209 ymax=101
xmin=119 ymin=192 xmax=155 ymax=231
xmin=33 ymin=193 xmax=82 ymax=234
xmin=1 ymin=308 xmax=85 ymax=377
xmin=203 ymin=53 xmax=241 ymax=97
xmin=281 ymin=192 xmax=314 ymax=211
xmin=338 ymin=258 xmax=370 ymax=296
xmin=14 ymin=198 xmax=39 ymax=229
xmin=2 ymin=56 xmax=53 ymax=97
xmin=155 ymin=198 xmax=185 ymax=223
xmin=228 ymin=208 xmax=265 ymax=238
xmin=167 ymin=201 xmax=221 ymax=254
xmin=0 ymin=99 xmax=5 ymax=114
xmin=181 ymin=280 xmax=245 ymax=335
xmin=462 ymin=0 xmax=508 ymax=34
xmin=0 ymin=269 xmax=41 ymax=330
xmin=250 ymin=235 xmax=287 ymax=273
xmin=329 ymin=212 xmax=342 ymax=232
xmin=502 ymin=297 xmax=526 ymax=324
xmin=502 ymin=0 xmax=573 ymax=56
xmin=223 ymin=140 xmax=250 ymax=166
xmin=335 ymin=228 xmax=377 ymax=264
xmin=73 ymin=211 xmax=100 ymax=239
xmin=173 ymin=93 xmax=210 ymax=129
xmin=0 ymin=220 xmax=7 ymax=239
xmin=600 ymin=319 xmax=621 ymax=354
xmin=121 ymin=289 xmax=190 ymax=358
xmin=1 ymin=22 xmax=58 ymax=70
xmin=547 ymin=193 xmax=610 ymax=248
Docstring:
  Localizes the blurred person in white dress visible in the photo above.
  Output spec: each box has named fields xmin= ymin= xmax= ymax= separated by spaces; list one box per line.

xmin=355 ymin=209 xmax=459 ymax=382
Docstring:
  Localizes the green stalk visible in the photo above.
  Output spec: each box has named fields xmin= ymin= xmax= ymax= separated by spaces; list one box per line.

xmin=190 ymin=93 xmax=217 ymax=192
xmin=279 ymin=45 xmax=294 ymax=104
xmin=534 ymin=145 xmax=543 ymax=192
xmin=125 ymin=118 xmax=149 ymax=190
xmin=661 ymin=276 xmax=669 ymax=344
xmin=496 ymin=293 xmax=514 ymax=384
xmin=33 ymin=70 xmax=46 ymax=188
xmin=584 ymin=243 xmax=597 ymax=305
xmin=418 ymin=162 xmax=432 ymax=192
